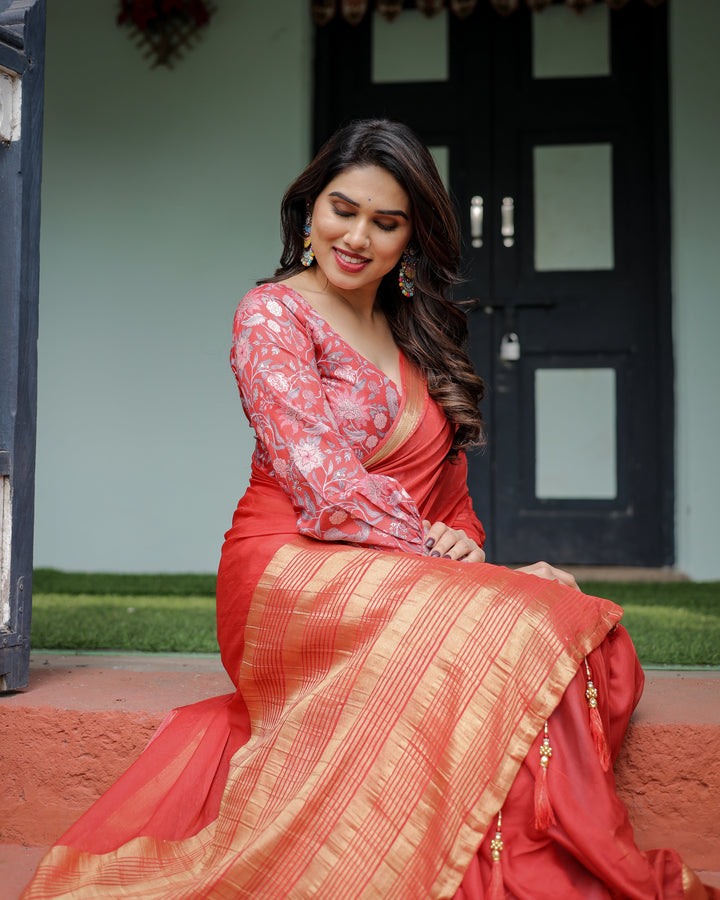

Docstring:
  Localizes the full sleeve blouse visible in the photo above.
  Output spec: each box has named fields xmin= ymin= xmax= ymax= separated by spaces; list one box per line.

xmin=231 ymin=285 xmax=427 ymax=555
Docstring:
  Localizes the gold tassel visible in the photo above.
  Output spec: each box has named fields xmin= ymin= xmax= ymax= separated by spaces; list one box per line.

xmin=533 ymin=721 xmax=557 ymax=830
xmin=585 ymin=658 xmax=611 ymax=771
xmin=487 ymin=811 xmax=506 ymax=900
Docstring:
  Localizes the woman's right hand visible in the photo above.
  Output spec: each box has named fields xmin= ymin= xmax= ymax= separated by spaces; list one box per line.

xmin=423 ymin=520 xmax=486 ymax=563
xmin=514 ymin=561 xmax=580 ymax=591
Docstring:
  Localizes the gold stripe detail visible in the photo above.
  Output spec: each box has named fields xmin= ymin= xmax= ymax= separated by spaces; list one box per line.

xmin=24 ymin=543 xmax=622 ymax=900
xmin=225 ymin=540 xmax=621 ymax=898
xmin=363 ymin=356 xmax=425 ymax=469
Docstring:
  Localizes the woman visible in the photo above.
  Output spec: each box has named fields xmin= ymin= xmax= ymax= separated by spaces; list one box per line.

xmin=24 ymin=120 xmax=717 ymax=899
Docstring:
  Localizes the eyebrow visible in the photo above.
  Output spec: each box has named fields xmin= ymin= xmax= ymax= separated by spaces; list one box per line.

xmin=328 ymin=191 xmax=409 ymax=220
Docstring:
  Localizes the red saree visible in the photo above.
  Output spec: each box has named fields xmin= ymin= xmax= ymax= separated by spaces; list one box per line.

xmin=23 ymin=285 xmax=718 ymax=899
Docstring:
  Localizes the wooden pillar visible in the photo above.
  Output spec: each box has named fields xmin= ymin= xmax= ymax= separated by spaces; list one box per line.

xmin=0 ymin=0 xmax=46 ymax=691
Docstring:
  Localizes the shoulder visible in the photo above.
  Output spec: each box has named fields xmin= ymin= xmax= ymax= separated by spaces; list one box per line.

xmin=235 ymin=282 xmax=306 ymax=320
xmin=233 ymin=283 xmax=313 ymax=336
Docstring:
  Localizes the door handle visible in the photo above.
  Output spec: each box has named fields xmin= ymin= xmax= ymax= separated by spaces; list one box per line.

xmin=501 ymin=196 xmax=514 ymax=247
xmin=470 ymin=195 xmax=483 ymax=248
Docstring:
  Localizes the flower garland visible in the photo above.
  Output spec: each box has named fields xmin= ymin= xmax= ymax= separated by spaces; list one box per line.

xmin=117 ymin=0 xmax=216 ymax=68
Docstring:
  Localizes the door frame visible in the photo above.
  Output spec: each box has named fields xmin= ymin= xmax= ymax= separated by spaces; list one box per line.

xmin=311 ymin=1 xmax=674 ymax=566
xmin=0 ymin=0 xmax=46 ymax=691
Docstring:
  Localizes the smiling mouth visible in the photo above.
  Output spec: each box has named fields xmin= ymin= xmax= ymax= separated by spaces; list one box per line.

xmin=334 ymin=248 xmax=370 ymax=265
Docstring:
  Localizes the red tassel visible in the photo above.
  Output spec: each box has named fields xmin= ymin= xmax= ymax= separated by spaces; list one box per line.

xmin=487 ymin=856 xmax=505 ymax=900
xmin=585 ymin=659 xmax=611 ymax=771
xmin=487 ymin=812 xmax=505 ymax=900
xmin=533 ymin=722 xmax=557 ymax=830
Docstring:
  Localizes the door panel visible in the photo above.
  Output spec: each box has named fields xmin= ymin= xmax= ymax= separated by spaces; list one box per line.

xmin=372 ymin=7 xmax=449 ymax=83
xmin=313 ymin=2 xmax=672 ymax=566
xmin=532 ymin=143 xmax=614 ymax=272
xmin=532 ymin=3 xmax=610 ymax=80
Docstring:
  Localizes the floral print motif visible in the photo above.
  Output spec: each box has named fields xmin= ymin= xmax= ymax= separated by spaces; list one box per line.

xmin=231 ymin=284 xmax=425 ymax=554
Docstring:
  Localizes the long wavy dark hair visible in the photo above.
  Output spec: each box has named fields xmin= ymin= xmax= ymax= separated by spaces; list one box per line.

xmin=262 ymin=118 xmax=485 ymax=457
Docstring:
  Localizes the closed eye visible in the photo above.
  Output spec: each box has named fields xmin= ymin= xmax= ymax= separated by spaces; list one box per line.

xmin=331 ymin=203 xmax=401 ymax=232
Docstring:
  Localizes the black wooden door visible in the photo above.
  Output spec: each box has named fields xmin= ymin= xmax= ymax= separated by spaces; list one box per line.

xmin=314 ymin=1 xmax=672 ymax=566
xmin=0 ymin=0 xmax=46 ymax=691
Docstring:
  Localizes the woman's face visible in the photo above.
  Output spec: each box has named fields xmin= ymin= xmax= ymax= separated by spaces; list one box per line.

xmin=309 ymin=165 xmax=413 ymax=301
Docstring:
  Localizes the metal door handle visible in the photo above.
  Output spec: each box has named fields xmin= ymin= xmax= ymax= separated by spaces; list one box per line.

xmin=501 ymin=197 xmax=514 ymax=247
xmin=470 ymin=195 xmax=483 ymax=248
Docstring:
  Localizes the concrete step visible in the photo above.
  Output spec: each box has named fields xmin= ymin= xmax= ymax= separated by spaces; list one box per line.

xmin=1 ymin=654 xmax=719 ymax=897
xmin=1 ymin=845 xmax=49 ymax=900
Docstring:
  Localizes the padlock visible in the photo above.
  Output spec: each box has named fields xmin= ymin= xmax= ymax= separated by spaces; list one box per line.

xmin=499 ymin=332 xmax=521 ymax=361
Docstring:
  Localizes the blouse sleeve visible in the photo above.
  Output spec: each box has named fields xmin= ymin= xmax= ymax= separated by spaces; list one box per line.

xmin=423 ymin=453 xmax=486 ymax=548
xmin=231 ymin=290 xmax=426 ymax=555
xmin=448 ymin=492 xmax=486 ymax=548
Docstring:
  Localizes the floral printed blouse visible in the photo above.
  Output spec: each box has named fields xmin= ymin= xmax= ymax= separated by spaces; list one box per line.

xmin=231 ymin=283 xmax=429 ymax=556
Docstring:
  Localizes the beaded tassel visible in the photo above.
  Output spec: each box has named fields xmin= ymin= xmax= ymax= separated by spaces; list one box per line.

xmin=487 ymin=811 xmax=506 ymax=900
xmin=585 ymin=658 xmax=611 ymax=771
xmin=533 ymin=721 xmax=557 ymax=830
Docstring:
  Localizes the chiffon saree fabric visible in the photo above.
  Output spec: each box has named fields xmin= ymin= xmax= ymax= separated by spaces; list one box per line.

xmin=23 ymin=285 xmax=718 ymax=899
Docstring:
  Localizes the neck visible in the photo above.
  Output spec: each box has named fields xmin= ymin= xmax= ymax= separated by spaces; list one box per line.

xmin=309 ymin=269 xmax=381 ymax=322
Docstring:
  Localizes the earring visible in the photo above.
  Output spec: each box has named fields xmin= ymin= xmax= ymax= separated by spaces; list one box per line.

xmin=301 ymin=210 xmax=315 ymax=267
xmin=398 ymin=246 xmax=417 ymax=297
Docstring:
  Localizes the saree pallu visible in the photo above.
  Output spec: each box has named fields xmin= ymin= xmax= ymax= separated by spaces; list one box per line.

xmin=22 ymin=374 xmax=718 ymax=899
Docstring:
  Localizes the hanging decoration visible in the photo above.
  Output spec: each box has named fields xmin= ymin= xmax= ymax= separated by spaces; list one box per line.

xmin=450 ymin=0 xmax=480 ymax=16
xmin=377 ymin=0 xmax=404 ymax=20
xmin=417 ymin=0 xmax=446 ymax=15
xmin=117 ymin=0 xmax=216 ymax=68
xmin=341 ymin=0 xmax=369 ymax=24
xmin=312 ymin=0 xmax=665 ymax=25
xmin=312 ymin=0 xmax=337 ymax=26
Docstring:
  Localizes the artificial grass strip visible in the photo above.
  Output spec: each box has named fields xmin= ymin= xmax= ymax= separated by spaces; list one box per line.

xmin=619 ymin=605 xmax=720 ymax=666
xmin=32 ymin=569 xmax=216 ymax=597
xmin=582 ymin=580 xmax=720 ymax=666
xmin=31 ymin=594 xmax=219 ymax=654
xmin=581 ymin=579 xmax=720 ymax=612
xmin=29 ymin=573 xmax=720 ymax=665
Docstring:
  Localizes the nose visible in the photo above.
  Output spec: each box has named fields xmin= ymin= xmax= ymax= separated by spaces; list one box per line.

xmin=345 ymin=218 xmax=370 ymax=250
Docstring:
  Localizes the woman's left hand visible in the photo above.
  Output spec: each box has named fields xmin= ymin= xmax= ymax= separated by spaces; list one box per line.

xmin=423 ymin=520 xmax=486 ymax=563
xmin=513 ymin=561 xmax=580 ymax=591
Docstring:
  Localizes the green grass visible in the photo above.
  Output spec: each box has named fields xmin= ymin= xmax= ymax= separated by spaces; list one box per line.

xmin=31 ymin=593 xmax=219 ymax=653
xmin=33 ymin=569 xmax=216 ymax=597
xmin=29 ymin=570 xmax=720 ymax=666
xmin=583 ymin=580 xmax=720 ymax=667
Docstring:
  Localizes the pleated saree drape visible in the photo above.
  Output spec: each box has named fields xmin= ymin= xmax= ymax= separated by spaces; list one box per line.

xmin=23 ymin=343 xmax=716 ymax=899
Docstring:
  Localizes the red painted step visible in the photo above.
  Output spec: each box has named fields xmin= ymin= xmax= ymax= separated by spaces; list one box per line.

xmin=1 ymin=654 xmax=719 ymax=895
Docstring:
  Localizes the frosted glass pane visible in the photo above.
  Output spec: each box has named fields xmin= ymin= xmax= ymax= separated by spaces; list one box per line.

xmin=533 ymin=4 xmax=610 ymax=79
xmin=429 ymin=145 xmax=449 ymax=188
xmin=534 ymin=144 xmax=614 ymax=271
xmin=535 ymin=368 xmax=617 ymax=499
xmin=372 ymin=10 xmax=448 ymax=83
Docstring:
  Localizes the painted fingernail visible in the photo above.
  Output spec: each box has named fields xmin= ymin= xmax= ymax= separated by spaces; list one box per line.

xmin=425 ymin=537 xmax=435 ymax=549
xmin=430 ymin=550 xmax=441 ymax=558
xmin=442 ymin=554 xmax=451 ymax=559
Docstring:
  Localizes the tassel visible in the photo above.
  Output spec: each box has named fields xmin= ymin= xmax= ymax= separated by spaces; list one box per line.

xmin=487 ymin=811 xmax=505 ymax=900
xmin=585 ymin=658 xmax=611 ymax=771
xmin=533 ymin=721 xmax=557 ymax=830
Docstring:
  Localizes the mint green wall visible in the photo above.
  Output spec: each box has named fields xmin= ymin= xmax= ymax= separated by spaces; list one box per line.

xmin=671 ymin=0 xmax=720 ymax=580
xmin=34 ymin=2 xmax=720 ymax=578
xmin=35 ymin=0 xmax=311 ymax=571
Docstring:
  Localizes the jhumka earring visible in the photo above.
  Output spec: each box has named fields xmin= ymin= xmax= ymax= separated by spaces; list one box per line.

xmin=398 ymin=246 xmax=417 ymax=297
xmin=301 ymin=210 xmax=315 ymax=267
